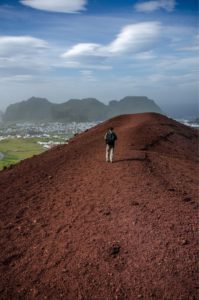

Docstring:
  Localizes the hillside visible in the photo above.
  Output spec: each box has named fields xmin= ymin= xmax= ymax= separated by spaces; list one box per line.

xmin=0 ymin=113 xmax=198 ymax=299
xmin=3 ymin=96 xmax=162 ymax=122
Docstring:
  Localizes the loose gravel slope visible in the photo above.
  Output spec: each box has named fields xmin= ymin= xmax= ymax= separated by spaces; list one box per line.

xmin=0 ymin=113 xmax=198 ymax=300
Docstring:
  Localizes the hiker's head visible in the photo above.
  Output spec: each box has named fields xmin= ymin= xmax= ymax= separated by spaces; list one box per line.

xmin=109 ymin=127 xmax=113 ymax=131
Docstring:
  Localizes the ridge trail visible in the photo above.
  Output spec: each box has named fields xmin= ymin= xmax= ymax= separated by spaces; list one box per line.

xmin=0 ymin=113 xmax=198 ymax=299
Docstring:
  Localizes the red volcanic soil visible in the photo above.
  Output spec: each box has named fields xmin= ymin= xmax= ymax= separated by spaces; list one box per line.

xmin=0 ymin=113 xmax=198 ymax=300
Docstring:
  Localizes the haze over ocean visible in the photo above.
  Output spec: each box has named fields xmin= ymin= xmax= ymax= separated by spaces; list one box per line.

xmin=0 ymin=0 xmax=198 ymax=117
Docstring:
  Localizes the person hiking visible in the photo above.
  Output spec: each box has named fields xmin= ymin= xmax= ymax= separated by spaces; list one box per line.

xmin=104 ymin=127 xmax=117 ymax=163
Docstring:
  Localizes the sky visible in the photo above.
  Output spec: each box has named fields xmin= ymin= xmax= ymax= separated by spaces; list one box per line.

xmin=0 ymin=0 xmax=198 ymax=117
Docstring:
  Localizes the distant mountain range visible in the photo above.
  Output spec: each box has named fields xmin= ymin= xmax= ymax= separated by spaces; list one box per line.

xmin=3 ymin=96 xmax=162 ymax=122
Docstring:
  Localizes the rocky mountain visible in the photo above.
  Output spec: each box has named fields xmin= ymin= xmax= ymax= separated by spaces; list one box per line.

xmin=3 ymin=96 xmax=162 ymax=122
xmin=51 ymin=98 xmax=107 ymax=122
xmin=0 ymin=113 xmax=198 ymax=299
xmin=107 ymin=96 xmax=161 ymax=117
xmin=3 ymin=97 xmax=54 ymax=122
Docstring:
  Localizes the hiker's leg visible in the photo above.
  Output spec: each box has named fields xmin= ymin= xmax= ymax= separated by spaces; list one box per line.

xmin=106 ymin=145 xmax=110 ymax=162
xmin=110 ymin=146 xmax=114 ymax=162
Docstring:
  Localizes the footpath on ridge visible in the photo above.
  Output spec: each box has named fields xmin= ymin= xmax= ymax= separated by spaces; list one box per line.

xmin=0 ymin=113 xmax=198 ymax=300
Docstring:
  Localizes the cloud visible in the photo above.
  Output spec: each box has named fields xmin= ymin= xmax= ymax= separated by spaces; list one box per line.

xmin=146 ymin=73 xmax=198 ymax=94
xmin=179 ymin=45 xmax=199 ymax=52
xmin=107 ymin=22 xmax=161 ymax=54
xmin=61 ymin=22 xmax=161 ymax=66
xmin=0 ymin=34 xmax=112 ymax=77
xmin=195 ymin=34 xmax=199 ymax=41
xmin=178 ymin=34 xmax=199 ymax=52
xmin=0 ymin=36 xmax=48 ymax=57
xmin=79 ymin=70 xmax=97 ymax=81
xmin=134 ymin=51 xmax=156 ymax=60
xmin=0 ymin=36 xmax=51 ymax=77
xmin=20 ymin=0 xmax=87 ymax=13
xmin=135 ymin=0 xmax=176 ymax=12
xmin=62 ymin=43 xmax=101 ymax=57
xmin=156 ymin=56 xmax=198 ymax=71
xmin=0 ymin=74 xmax=33 ymax=83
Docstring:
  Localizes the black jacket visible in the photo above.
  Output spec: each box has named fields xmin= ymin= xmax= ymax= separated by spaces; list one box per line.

xmin=104 ymin=130 xmax=117 ymax=146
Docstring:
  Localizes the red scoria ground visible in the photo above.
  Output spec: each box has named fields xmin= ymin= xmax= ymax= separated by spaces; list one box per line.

xmin=0 ymin=113 xmax=198 ymax=300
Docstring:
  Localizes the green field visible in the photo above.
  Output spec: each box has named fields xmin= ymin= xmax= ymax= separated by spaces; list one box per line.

xmin=0 ymin=138 xmax=61 ymax=170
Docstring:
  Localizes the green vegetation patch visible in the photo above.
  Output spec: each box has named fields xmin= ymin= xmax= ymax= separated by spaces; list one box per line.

xmin=0 ymin=138 xmax=46 ymax=170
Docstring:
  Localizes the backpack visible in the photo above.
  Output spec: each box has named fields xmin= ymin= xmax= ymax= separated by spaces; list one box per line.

xmin=106 ymin=132 xmax=115 ymax=144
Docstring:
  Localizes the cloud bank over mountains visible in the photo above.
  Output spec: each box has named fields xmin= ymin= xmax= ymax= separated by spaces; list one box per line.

xmin=0 ymin=0 xmax=198 ymax=115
